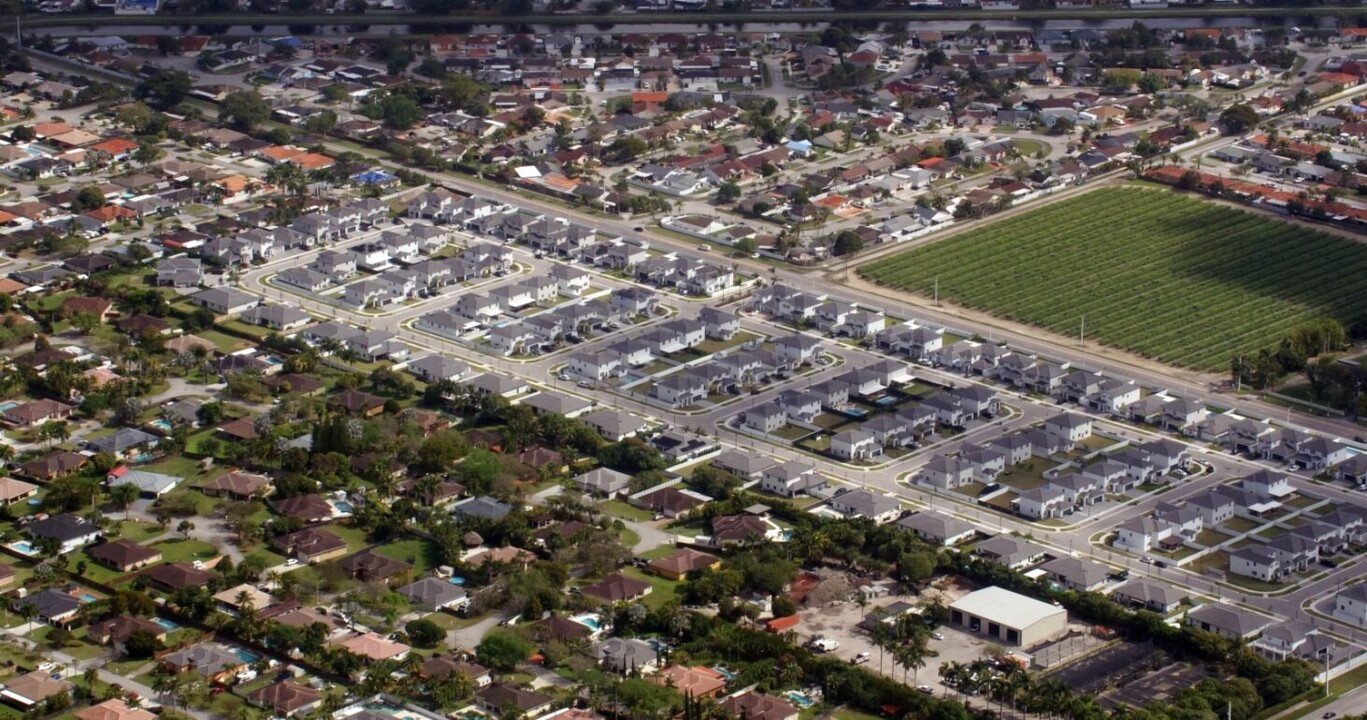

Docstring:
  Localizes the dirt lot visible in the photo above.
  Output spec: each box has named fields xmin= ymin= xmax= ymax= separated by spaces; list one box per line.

xmin=793 ymin=580 xmax=1000 ymax=691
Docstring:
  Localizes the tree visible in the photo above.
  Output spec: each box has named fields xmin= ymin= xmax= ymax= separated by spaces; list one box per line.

xmin=1220 ymin=104 xmax=1259 ymax=135
xmin=176 ymin=520 xmax=195 ymax=539
xmin=377 ymin=94 xmax=424 ymax=130
xmin=71 ymin=186 xmax=106 ymax=212
xmin=405 ymin=618 xmax=445 ymax=648
xmin=602 ymin=136 xmax=648 ymax=164
xmin=716 ymin=181 xmax=742 ymax=203
xmin=133 ymin=142 xmax=164 ymax=166
xmin=111 ymin=483 xmax=139 ymax=519
xmin=832 ymin=230 xmax=864 ymax=257
xmin=771 ymin=595 xmax=797 ymax=617
xmin=125 ymin=629 xmax=162 ymax=659
xmin=475 ymin=629 xmax=533 ymax=671
xmin=134 ymin=70 xmax=192 ymax=110
xmin=219 ymin=90 xmax=272 ymax=132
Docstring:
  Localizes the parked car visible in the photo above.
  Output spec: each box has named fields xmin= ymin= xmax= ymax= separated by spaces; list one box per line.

xmin=852 ymin=652 xmax=871 ymax=665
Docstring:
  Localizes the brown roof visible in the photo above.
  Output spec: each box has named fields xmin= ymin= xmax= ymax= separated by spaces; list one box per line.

xmin=87 ymin=616 xmax=165 ymax=644
xmin=273 ymin=494 xmax=333 ymax=523
xmin=531 ymin=616 xmax=591 ymax=643
xmin=580 ymin=573 xmax=651 ymax=603
xmin=339 ymin=549 xmax=411 ymax=582
xmin=421 ymin=656 xmax=490 ymax=681
xmin=88 ymin=539 xmax=162 ymax=569
xmin=648 ymin=548 xmax=719 ymax=577
xmin=76 ymin=699 xmax=157 ymax=720
xmin=118 ymin=314 xmax=169 ymax=335
xmin=635 ymin=486 xmax=704 ymax=515
xmin=718 ymin=692 xmax=798 ymax=720
xmin=653 ymin=665 xmax=727 ymax=697
xmin=330 ymin=389 xmax=385 ymax=414
xmin=3 ymin=672 xmax=73 ymax=703
xmin=273 ymin=527 xmax=347 ymax=560
xmin=216 ymin=417 xmax=258 ymax=440
xmin=515 ymin=446 xmax=563 ymax=468
xmin=247 ymin=681 xmax=322 ymax=715
xmin=60 ymin=296 xmax=112 ymax=317
xmin=143 ymin=562 xmax=214 ymax=591
xmin=263 ymin=373 xmax=325 ymax=394
xmin=18 ymin=451 xmax=87 ymax=479
xmin=204 ymin=471 xmax=271 ymax=497
xmin=711 ymin=514 xmax=769 ymax=543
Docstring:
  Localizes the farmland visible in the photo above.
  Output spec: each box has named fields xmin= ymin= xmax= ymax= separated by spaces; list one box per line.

xmin=859 ymin=188 xmax=1367 ymax=371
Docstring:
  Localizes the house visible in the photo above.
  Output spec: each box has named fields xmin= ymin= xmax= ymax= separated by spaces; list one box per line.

xmin=774 ymin=334 xmax=822 ymax=366
xmin=160 ymin=644 xmax=246 ymax=683
xmin=897 ymin=511 xmax=977 ymax=546
xmin=633 ymin=486 xmax=708 ymax=519
xmin=1186 ymin=604 xmax=1272 ymax=640
xmin=582 ymin=409 xmax=647 ymax=442
xmin=827 ymin=489 xmax=901 ymax=524
xmin=76 ymin=699 xmax=156 ymax=720
xmin=107 ymin=467 xmax=181 ymax=497
xmin=15 ymin=589 xmax=83 ymax=626
xmin=0 ymin=478 xmax=38 ymax=506
xmin=1016 ymin=485 xmax=1070 ymax=520
xmin=975 ymin=535 xmax=1047 ymax=569
xmin=713 ymin=450 xmax=775 ymax=480
xmin=27 ymin=514 xmax=101 ymax=554
xmin=921 ymin=455 xmax=975 ymax=490
xmin=718 ymin=690 xmax=799 ymax=720
xmin=1110 ymin=580 xmax=1186 ymax=613
xmin=190 ymin=287 xmax=258 ymax=316
xmin=597 ymin=637 xmax=659 ymax=675
xmin=582 ymin=573 xmax=652 ymax=603
xmin=648 ymin=548 xmax=721 ymax=581
xmin=88 ymin=539 xmax=163 ymax=572
xmin=2 ymin=398 xmax=75 ymax=427
xmin=475 ymin=685 xmax=553 ymax=718
xmin=339 ymin=550 xmax=412 ymax=584
xmin=203 ymin=471 xmax=273 ymax=500
xmin=0 ymin=672 xmax=73 ymax=709
xmin=335 ymin=632 xmax=411 ymax=662
xmin=1044 ymin=413 xmax=1093 ymax=445
xmin=1040 ymin=556 xmax=1109 ymax=592
xmin=652 ymin=665 xmax=727 ymax=698
xmin=399 ymin=577 xmax=470 ymax=613
xmin=1333 ymin=584 xmax=1367 ymax=626
xmin=145 ymin=562 xmax=215 ymax=592
xmin=273 ymin=494 xmax=335 ymax=524
xmin=574 ymin=467 xmax=632 ymax=497
xmin=247 ymin=681 xmax=323 ymax=718
xmin=759 ymin=461 xmax=824 ymax=497
xmin=273 ymin=527 xmax=348 ymax=566
xmin=453 ymin=495 xmax=513 ymax=521
xmin=830 ymin=429 xmax=882 ymax=461
xmin=712 ymin=514 xmax=773 ymax=545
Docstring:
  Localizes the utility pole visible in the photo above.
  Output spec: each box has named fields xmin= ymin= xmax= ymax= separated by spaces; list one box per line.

xmin=933 ymin=276 xmax=939 ymax=307
xmin=1080 ymin=315 xmax=1085 ymax=347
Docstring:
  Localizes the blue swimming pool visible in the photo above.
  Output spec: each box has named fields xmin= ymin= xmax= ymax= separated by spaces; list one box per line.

xmin=333 ymin=501 xmax=354 ymax=514
xmin=78 ymin=593 xmax=98 ymax=603
xmin=130 ymin=452 xmax=157 ymax=463
xmin=233 ymin=648 xmax=260 ymax=664
xmin=447 ymin=577 xmax=465 ymax=585
xmin=149 ymin=419 xmax=173 ymax=433
xmin=8 ymin=541 xmax=37 ymax=555
xmin=784 ymin=692 xmax=815 ymax=709
xmin=153 ymin=617 xmax=179 ymax=631
xmin=570 ymin=613 xmax=602 ymax=631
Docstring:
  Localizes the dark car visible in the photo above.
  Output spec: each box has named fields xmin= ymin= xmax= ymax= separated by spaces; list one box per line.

xmin=1153 ymin=560 xmax=1168 ymax=569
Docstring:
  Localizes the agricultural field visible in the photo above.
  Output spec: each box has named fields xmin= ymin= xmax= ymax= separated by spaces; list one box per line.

xmin=859 ymin=188 xmax=1367 ymax=370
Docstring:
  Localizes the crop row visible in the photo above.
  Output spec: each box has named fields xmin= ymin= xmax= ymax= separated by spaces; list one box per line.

xmin=861 ymin=188 xmax=1367 ymax=371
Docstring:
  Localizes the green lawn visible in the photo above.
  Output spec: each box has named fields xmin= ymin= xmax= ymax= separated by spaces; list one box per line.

xmin=327 ymin=524 xmax=374 ymax=552
xmin=374 ymin=538 xmax=441 ymax=575
xmin=860 ymin=188 xmax=1367 ymax=371
xmin=1221 ymin=517 xmax=1261 ymax=534
xmin=1194 ymin=529 xmax=1232 ymax=547
xmin=149 ymin=538 xmax=218 ymax=564
xmin=196 ymin=329 xmax=256 ymax=354
xmin=997 ymin=460 xmax=1052 ymax=491
xmin=621 ymin=567 xmax=681 ymax=609
xmin=600 ymin=500 xmax=652 ymax=522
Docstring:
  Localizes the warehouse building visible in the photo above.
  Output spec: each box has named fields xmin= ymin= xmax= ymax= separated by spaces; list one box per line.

xmin=949 ymin=586 xmax=1067 ymax=646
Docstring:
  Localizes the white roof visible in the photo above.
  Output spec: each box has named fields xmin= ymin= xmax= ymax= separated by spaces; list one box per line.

xmin=949 ymin=586 xmax=1065 ymax=629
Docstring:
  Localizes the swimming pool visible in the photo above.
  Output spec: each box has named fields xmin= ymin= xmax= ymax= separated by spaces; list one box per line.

xmin=784 ymin=692 xmax=816 ymax=709
xmin=232 ymin=648 xmax=260 ymax=664
xmin=153 ymin=617 xmax=179 ymax=631
xmin=712 ymin=666 xmax=735 ymax=680
xmin=332 ymin=500 xmax=354 ymax=514
xmin=149 ymin=419 xmax=173 ymax=433
xmin=447 ymin=577 xmax=466 ymax=585
xmin=570 ymin=613 xmax=602 ymax=631
xmin=7 ymin=541 xmax=38 ymax=556
xmin=77 ymin=593 xmax=98 ymax=603
xmin=0 ymin=402 xmax=16 ymax=413
xmin=130 ymin=452 xmax=157 ymax=463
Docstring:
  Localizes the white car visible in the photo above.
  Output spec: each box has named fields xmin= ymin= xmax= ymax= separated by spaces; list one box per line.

xmin=285 ymin=558 xmax=300 ymax=567
xmin=808 ymin=638 xmax=839 ymax=653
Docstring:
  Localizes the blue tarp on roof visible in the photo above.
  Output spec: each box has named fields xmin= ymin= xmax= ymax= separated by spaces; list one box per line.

xmin=272 ymin=36 xmax=305 ymax=47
